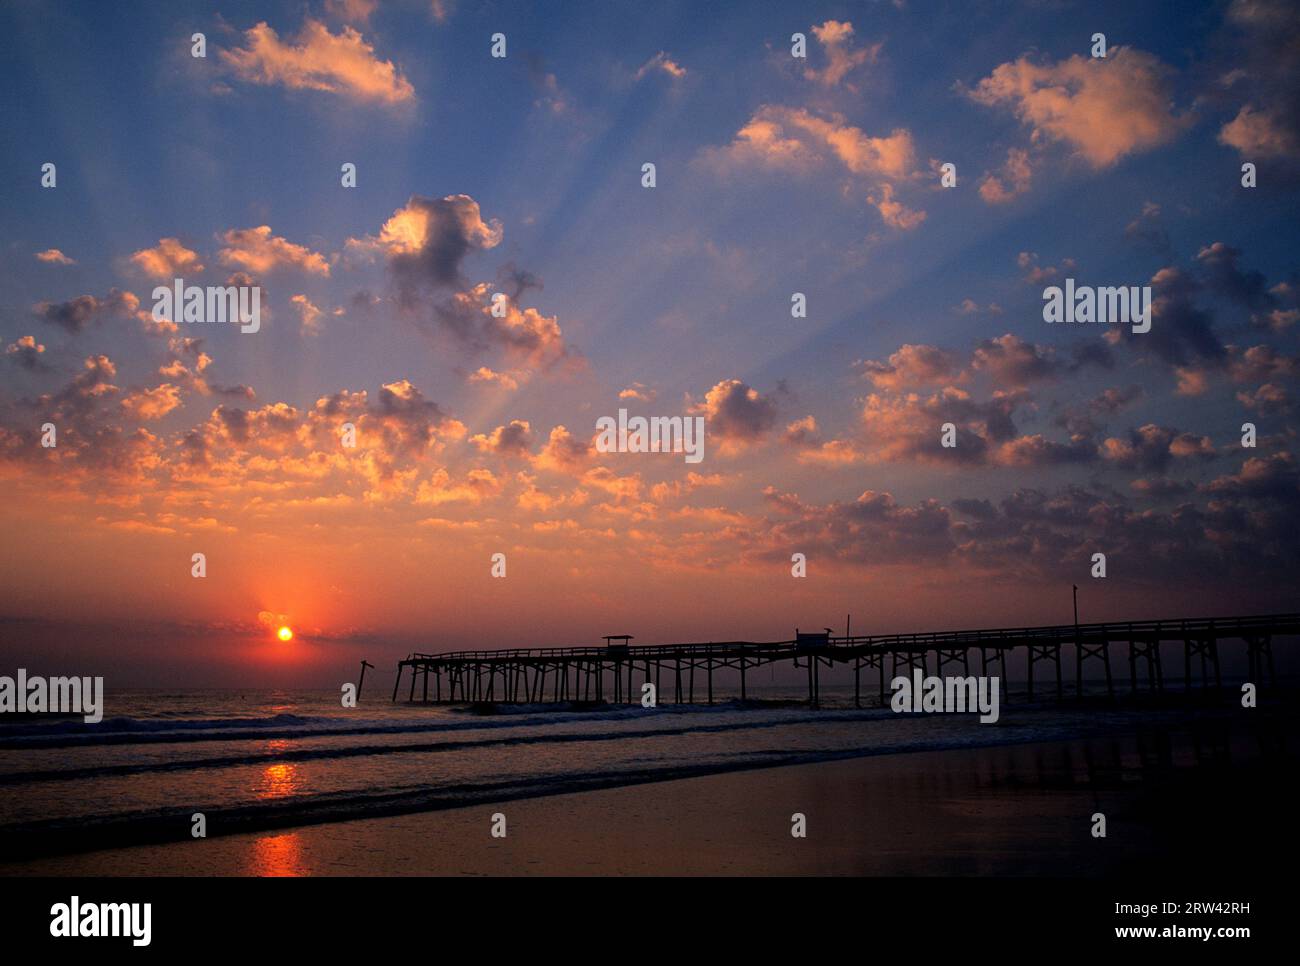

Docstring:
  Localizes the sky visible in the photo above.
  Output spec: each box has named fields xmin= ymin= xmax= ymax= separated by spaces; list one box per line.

xmin=1 ymin=0 xmax=1298 ymax=686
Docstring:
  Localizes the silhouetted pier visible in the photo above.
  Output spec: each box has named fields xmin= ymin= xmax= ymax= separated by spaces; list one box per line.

xmin=392 ymin=612 xmax=1298 ymax=707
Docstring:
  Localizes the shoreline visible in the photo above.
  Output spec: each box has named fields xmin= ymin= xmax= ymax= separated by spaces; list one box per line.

xmin=5 ymin=721 xmax=1292 ymax=876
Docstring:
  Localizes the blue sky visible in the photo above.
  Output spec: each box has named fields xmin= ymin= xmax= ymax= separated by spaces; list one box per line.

xmin=1 ymin=0 xmax=1297 ymax=682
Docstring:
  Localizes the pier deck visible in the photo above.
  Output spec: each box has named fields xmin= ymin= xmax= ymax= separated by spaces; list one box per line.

xmin=392 ymin=612 xmax=1299 ymax=707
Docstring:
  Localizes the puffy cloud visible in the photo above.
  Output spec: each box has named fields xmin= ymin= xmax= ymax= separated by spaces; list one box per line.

xmin=1236 ymin=383 xmax=1290 ymax=414
xmin=218 ymin=226 xmax=330 ymax=276
xmin=35 ymin=248 xmax=75 ymax=266
xmin=415 ymin=467 xmax=501 ymax=506
xmin=348 ymin=195 xmax=501 ymax=287
xmin=701 ymin=105 xmax=920 ymax=228
xmin=858 ymin=344 xmax=963 ymax=390
xmin=220 ymin=18 xmax=414 ymax=105
xmin=533 ymin=425 xmax=592 ymax=473
xmin=759 ymin=487 xmax=956 ymax=566
xmin=618 ymin=383 xmax=656 ymax=402
xmin=693 ymin=379 xmax=779 ymax=447
xmin=1214 ymin=1 xmax=1300 ymax=159
xmin=5 ymin=336 xmax=48 ymax=371
xmin=978 ymin=147 xmax=1033 ymax=204
xmin=470 ymin=419 xmax=534 ymax=458
xmin=370 ymin=379 xmax=461 ymax=456
xmin=1203 ymin=450 xmax=1299 ymax=501
xmin=708 ymin=105 xmax=915 ymax=178
xmin=1129 ymin=265 xmax=1226 ymax=368
xmin=860 ymin=386 xmax=1027 ymax=465
xmin=1100 ymin=424 xmax=1216 ymax=472
xmin=1219 ymin=105 xmax=1297 ymax=157
xmin=431 ymin=286 xmax=576 ymax=368
xmin=867 ymin=182 xmax=926 ymax=230
xmin=33 ymin=289 xmax=140 ymax=333
xmin=466 ymin=367 xmax=520 ymax=390
xmin=805 ymin=20 xmax=880 ymax=89
xmin=121 ymin=384 xmax=183 ymax=421
xmin=972 ymin=334 xmax=1066 ymax=388
xmin=967 ymin=47 xmax=1188 ymax=168
xmin=130 ymin=238 xmax=204 ymax=279
xmin=783 ymin=416 xmax=863 ymax=465
xmin=1228 ymin=343 xmax=1298 ymax=383
xmin=349 ymin=199 xmax=575 ymax=367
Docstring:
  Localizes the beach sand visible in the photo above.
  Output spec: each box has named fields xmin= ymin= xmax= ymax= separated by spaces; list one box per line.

xmin=8 ymin=725 xmax=1290 ymax=876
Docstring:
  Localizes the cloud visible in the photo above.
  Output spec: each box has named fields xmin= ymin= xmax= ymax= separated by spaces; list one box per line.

xmin=1136 ymin=265 xmax=1226 ymax=368
xmin=1196 ymin=241 xmax=1276 ymax=313
xmin=758 ymin=486 xmax=955 ymax=566
xmin=370 ymin=379 xmax=462 ymax=456
xmin=636 ymin=51 xmax=687 ymax=80
xmin=291 ymin=294 xmax=323 ymax=335
xmin=805 ymin=20 xmax=880 ymax=89
xmin=348 ymin=198 xmax=574 ymax=368
xmin=325 ymin=0 xmax=377 ymax=25
xmin=1123 ymin=201 xmax=1170 ymax=252
xmin=1219 ymin=105 xmax=1298 ymax=157
xmin=867 ymin=182 xmax=926 ymax=230
xmin=782 ymin=416 xmax=863 ymax=465
xmin=978 ymin=147 xmax=1033 ymax=203
xmin=220 ymin=18 xmax=414 ymax=105
xmin=130 ymin=238 xmax=204 ymax=279
xmin=967 ymin=47 xmax=1188 ymax=168
xmin=859 ymin=344 xmax=963 ymax=390
xmin=33 ymin=289 xmax=140 ymax=333
xmin=859 ymin=386 xmax=1028 ymax=465
xmin=347 ymin=194 xmax=502 ymax=298
xmin=1214 ymin=1 xmax=1300 ymax=160
xmin=971 ymin=334 xmax=1065 ymax=388
xmin=121 ymin=384 xmax=183 ymax=421
xmin=35 ymin=248 xmax=76 ymax=266
xmin=533 ymin=425 xmax=592 ymax=473
xmin=693 ymin=379 xmax=779 ymax=448
xmin=618 ymin=383 xmax=657 ymax=402
xmin=5 ymin=336 xmax=48 ymax=371
xmin=1017 ymin=251 xmax=1075 ymax=284
xmin=434 ymin=287 xmax=575 ymax=367
xmin=470 ymin=419 xmax=534 ymax=458
xmin=701 ymin=105 xmax=921 ymax=227
xmin=218 ymin=226 xmax=330 ymax=276
xmin=1099 ymin=424 xmax=1216 ymax=472
xmin=466 ymin=367 xmax=520 ymax=390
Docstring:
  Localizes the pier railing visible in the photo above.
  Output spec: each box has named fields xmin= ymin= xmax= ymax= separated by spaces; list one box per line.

xmin=392 ymin=612 xmax=1298 ymax=707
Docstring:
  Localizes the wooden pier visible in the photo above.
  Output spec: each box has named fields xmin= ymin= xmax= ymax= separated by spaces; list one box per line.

xmin=391 ymin=612 xmax=1298 ymax=708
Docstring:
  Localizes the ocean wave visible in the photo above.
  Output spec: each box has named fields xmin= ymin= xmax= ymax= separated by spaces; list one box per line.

xmin=0 ymin=708 xmax=896 ymax=785
xmin=0 ymin=699 xmax=784 ymax=750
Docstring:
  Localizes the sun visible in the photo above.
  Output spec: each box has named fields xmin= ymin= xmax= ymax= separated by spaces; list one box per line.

xmin=277 ymin=626 xmax=293 ymax=642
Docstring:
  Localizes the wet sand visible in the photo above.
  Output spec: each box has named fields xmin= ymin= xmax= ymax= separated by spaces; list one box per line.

xmin=7 ymin=725 xmax=1290 ymax=876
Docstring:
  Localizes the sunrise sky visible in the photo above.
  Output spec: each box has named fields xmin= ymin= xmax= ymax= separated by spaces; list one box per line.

xmin=1 ymin=0 xmax=1298 ymax=685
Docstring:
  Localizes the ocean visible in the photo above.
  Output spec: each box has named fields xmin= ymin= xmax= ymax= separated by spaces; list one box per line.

xmin=0 ymin=682 xmax=1275 ymax=867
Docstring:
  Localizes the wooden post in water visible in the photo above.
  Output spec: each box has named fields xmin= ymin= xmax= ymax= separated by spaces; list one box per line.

xmin=357 ymin=660 xmax=374 ymax=701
